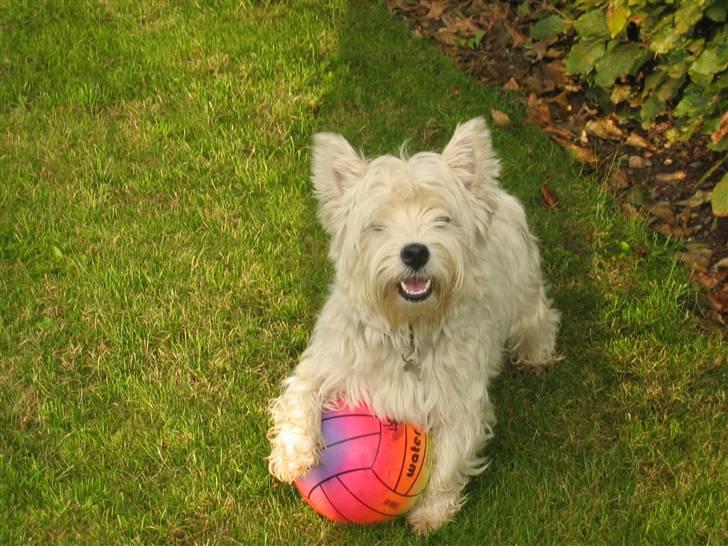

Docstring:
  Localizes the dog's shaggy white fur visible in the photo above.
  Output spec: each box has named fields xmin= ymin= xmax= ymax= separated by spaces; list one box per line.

xmin=268 ymin=117 xmax=560 ymax=534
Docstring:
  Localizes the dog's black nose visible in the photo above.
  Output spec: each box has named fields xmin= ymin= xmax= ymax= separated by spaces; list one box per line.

xmin=400 ymin=243 xmax=429 ymax=270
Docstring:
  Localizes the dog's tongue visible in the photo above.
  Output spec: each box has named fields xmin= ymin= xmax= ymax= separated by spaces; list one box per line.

xmin=404 ymin=278 xmax=428 ymax=292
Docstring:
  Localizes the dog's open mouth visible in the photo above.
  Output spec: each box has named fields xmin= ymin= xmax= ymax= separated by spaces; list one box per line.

xmin=399 ymin=277 xmax=432 ymax=302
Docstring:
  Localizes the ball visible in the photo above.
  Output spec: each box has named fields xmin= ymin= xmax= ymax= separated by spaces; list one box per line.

xmin=295 ymin=401 xmax=431 ymax=525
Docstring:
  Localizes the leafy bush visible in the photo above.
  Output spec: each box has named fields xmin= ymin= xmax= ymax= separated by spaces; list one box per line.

xmin=532 ymin=0 xmax=727 ymax=152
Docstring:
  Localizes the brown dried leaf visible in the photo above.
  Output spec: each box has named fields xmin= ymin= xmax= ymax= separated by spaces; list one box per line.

xmin=679 ymin=247 xmax=711 ymax=273
xmin=425 ymin=0 xmax=449 ymax=19
xmin=446 ymin=17 xmax=481 ymax=37
xmin=655 ymin=224 xmax=693 ymax=238
xmin=585 ymin=117 xmax=624 ymax=141
xmin=542 ymin=61 xmax=567 ymax=88
xmin=527 ymin=92 xmax=539 ymax=110
xmin=706 ymin=293 xmax=728 ymax=313
xmin=628 ymin=155 xmax=644 ymax=169
xmin=506 ymin=24 xmax=528 ymax=47
xmin=435 ymin=28 xmax=458 ymax=46
xmin=645 ymin=202 xmax=675 ymax=223
xmin=543 ymin=125 xmax=574 ymax=141
xmin=711 ymin=111 xmax=728 ymax=145
xmin=503 ymin=77 xmax=520 ymax=91
xmin=678 ymin=190 xmax=712 ymax=208
xmin=609 ymin=168 xmax=630 ymax=189
xmin=562 ymin=142 xmax=597 ymax=164
xmin=694 ymin=272 xmax=720 ymax=290
xmin=545 ymin=48 xmax=563 ymax=59
xmin=527 ymin=102 xmax=552 ymax=126
xmin=490 ymin=109 xmax=512 ymax=127
xmin=626 ymin=132 xmax=651 ymax=149
xmin=541 ymin=184 xmax=559 ymax=209
xmin=388 ymin=0 xmax=422 ymax=13
xmin=543 ymin=90 xmax=571 ymax=111
xmin=654 ymin=171 xmax=688 ymax=184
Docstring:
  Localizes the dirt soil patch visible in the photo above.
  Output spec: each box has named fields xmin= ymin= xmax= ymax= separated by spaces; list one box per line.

xmin=388 ymin=0 xmax=728 ymax=334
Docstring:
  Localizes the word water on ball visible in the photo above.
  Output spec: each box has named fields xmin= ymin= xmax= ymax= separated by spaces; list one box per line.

xmin=295 ymin=402 xmax=431 ymax=524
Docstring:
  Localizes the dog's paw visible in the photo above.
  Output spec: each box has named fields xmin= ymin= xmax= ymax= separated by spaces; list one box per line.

xmin=268 ymin=425 xmax=319 ymax=483
xmin=511 ymin=352 xmax=563 ymax=375
xmin=406 ymin=492 xmax=462 ymax=535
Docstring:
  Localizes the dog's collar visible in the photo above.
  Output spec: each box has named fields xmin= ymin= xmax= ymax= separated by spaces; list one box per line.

xmin=402 ymin=324 xmax=421 ymax=379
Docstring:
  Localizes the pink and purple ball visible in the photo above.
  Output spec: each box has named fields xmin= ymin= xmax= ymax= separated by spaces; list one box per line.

xmin=295 ymin=402 xmax=431 ymax=524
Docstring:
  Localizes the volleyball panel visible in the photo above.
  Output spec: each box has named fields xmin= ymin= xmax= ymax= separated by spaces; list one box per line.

xmin=372 ymin=421 xmax=431 ymax=496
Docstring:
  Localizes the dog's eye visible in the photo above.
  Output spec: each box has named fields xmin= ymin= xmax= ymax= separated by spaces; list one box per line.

xmin=435 ymin=216 xmax=451 ymax=226
xmin=367 ymin=224 xmax=385 ymax=232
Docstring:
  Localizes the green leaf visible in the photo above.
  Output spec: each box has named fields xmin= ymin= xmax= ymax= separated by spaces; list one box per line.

xmin=516 ymin=2 xmax=530 ymax=19
xmin=711 ymin=172 xmax=728 ymax=217
xmin=642 ymin=70 xmax=668 ymax=98
xmin=51 ymin=245 xmax=64 ymax=260
xmin=531 ymin=15 xmax=566 ymax=40
xmin=706 ymin=0 xmax=728 ymax=22
xmin=655 ymin=76 xmax=685 ymax=103
xmin=640 ymin=94 xmax=666 ymax=126
xmin=648 ymin=14 xmax=680 ymax=55
xmin=607 ymin=0 xmax=630 ymax=38
xmin=689 ymin=31 xmax=728 ymax=87
xmin=709 ymin=137 xmax=728 ymax=152
xmin=661 ymin=50 xmax=693 ymax=79
xmin=674 ymin=83 xmax=714 ymax=119
xmin=674 ymin=1 xmax=706 ymax=36
xmin=565 ymin=38 xmax=606 ymax=75
xmin=594 ymin=42 xmax=650 ymax=88
xmin=574 ymin=10 xmax=610 ymax=40
xmin=471 ymin=30 xmax=485 ymax=48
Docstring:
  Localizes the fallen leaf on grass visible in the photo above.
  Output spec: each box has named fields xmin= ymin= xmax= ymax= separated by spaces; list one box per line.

xmin=490 ymin=109 xmax=512 ymax=127
xmin=503 ymin=77 xmax=520 ymax=91
xmin=541 ymin=184 xmax=559 ymax=209
xmin=561 ymin=142 xmax=597 ymax=164
xmin=527 ymin=101 xmax=552 ymax=125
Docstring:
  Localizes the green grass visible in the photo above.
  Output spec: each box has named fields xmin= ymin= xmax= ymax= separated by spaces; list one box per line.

xmin=1 ymin=1 xmax=726 ymax=544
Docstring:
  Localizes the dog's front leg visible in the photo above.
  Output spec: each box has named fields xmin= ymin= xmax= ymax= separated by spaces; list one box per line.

xmin=267 ymin=363 xmax=325 ymax=483
xmin=407 ymin=399 xmax=495 ymax=535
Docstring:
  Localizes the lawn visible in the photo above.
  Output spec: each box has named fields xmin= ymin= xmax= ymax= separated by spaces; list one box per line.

xmin=1 ymin=1 xmax=726 ymax=544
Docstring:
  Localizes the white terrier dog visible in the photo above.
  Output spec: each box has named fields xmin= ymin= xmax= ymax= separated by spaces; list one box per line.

xmin=268 ymin=117 xmax=560 ymax=534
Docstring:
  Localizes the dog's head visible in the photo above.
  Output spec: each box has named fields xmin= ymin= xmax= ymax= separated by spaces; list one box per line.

xmin=311 ymin=117 xmax=500 ymax=327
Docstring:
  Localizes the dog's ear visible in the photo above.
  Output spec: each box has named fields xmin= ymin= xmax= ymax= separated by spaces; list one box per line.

xmin=442 ymin=117 xmax=501 ymax=191
xmin=311 ymin=132 xmax=366 ymax=234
